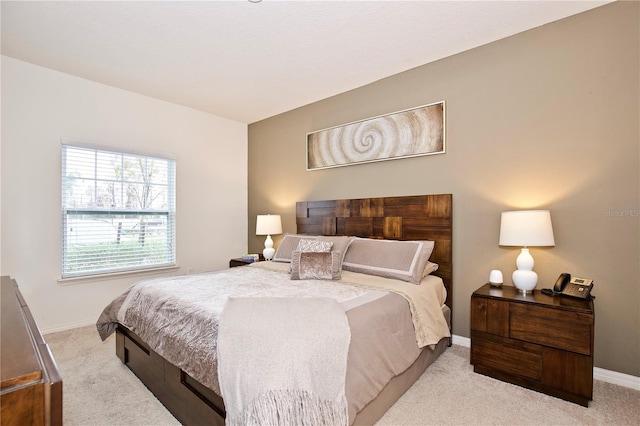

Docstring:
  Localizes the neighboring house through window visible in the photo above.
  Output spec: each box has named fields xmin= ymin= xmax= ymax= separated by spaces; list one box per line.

xmin=61 ymin=141 xmax=176 ymax=278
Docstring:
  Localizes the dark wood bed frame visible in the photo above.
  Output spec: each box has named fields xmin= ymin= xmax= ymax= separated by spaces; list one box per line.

xmin=115 ymin=193 xmax=453 ymax=425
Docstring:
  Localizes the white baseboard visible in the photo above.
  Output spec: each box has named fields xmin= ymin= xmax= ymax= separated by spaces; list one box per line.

xmin=451 ymin=334 xmax=640 ymax=391
xmin=41 ymin=318 xmax=96 ymax=335
xmin=452 ymin=334 xmax=471 ymax=347
xmin=593 ymin=367 xmax=640 ymax=391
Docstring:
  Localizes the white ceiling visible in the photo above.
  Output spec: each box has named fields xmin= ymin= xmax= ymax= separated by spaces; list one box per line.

xmin=1 ymin=1 xmax=612 ymax=124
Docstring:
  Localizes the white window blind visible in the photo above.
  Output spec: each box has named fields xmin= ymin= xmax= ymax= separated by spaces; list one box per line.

xmin=61 ymin=144 xmax=176 ymax=278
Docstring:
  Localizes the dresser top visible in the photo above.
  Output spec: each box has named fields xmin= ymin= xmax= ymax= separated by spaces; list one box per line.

xmin=473 ymin=283 xmax=594 ymax=314
xmin=1 ymin=276 xmax=43 ymax=389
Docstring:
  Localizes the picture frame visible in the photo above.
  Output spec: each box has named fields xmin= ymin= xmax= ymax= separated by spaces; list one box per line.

xmin=306 ymin=101 xmax=445 ymax=170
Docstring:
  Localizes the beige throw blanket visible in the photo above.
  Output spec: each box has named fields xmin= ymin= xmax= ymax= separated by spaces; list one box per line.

xmin=336 ymin=268 xmax=450 ymax=348
xmin=218 ymin=297 xmax=350 ymax=426
xmin=257 ymin=261 xmax=450 ymax=348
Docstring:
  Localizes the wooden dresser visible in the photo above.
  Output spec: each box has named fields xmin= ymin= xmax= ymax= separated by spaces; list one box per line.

xmin=1 ymin=276 xmax=63 ymax=425
xmin=470 ymin=283 xmax=594 ymax=406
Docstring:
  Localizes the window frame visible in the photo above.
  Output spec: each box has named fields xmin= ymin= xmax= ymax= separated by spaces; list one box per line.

xmin=61 ymin=140 xmax=176 ymax=279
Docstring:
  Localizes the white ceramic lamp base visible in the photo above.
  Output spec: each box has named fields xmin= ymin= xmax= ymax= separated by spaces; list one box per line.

xmin=512 ymin=248 xmax=538 ymax=293
xmin=263 ymin=234 xmax=275 ymax=261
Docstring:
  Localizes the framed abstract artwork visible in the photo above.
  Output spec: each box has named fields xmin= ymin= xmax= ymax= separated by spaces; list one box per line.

xmin=306 ymin=101 xmax=445 ymax=170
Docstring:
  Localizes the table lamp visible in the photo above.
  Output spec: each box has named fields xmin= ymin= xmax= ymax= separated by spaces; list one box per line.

xmin=499 ymin=210 xmax=555 ymax=293
xmin=256 ymin=214 xmax=282 ymax=260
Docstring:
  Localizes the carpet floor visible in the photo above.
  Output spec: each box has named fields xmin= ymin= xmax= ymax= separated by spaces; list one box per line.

xmin=45 ymin=325 xmax=639 ymax=425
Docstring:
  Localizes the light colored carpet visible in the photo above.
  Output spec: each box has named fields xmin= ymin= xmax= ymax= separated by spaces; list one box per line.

xmin=46 ymin=325 xmax=639 ymax=425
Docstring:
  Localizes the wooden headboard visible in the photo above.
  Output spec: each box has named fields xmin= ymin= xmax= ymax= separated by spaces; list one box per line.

xmin=296 ymin=194 xmax=453 ymax=312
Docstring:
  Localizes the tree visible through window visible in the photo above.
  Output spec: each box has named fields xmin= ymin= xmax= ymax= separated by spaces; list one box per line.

xmin=62 ymin=143 xmax=176 ymax=277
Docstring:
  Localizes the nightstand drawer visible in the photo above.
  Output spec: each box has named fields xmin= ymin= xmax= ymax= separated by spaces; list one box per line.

xmin=471 ymin=331 xmax=542 ymax=381
xmin=470 ymin=298 xmax=509 ymax=337
xmin=510 ymin=304 xmax=593 ymax=355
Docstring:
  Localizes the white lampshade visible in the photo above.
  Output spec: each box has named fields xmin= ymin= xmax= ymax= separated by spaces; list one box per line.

xmin=256 ymin=214 xmax=282 ymax=260
xmin=256 ymin=214 xmax=282 ymax=236
xmin=499 ymin=210 xmax=555 ymax=247
xmin=499 ymin=210 xmax=555 ymax=293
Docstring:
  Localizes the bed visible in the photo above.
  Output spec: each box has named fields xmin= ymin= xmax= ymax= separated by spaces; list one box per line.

xmin=97 ymin=194 xmax=453 ymax=425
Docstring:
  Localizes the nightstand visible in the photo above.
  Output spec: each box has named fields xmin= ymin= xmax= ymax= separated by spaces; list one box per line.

xmin=470 ymin=283 xmax=594 ymax=406
xmin=229 ymin=257 xmax=263 ymax=268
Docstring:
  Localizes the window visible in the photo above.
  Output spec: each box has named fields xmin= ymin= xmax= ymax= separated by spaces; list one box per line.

xmin=61 ymin=143 xmax=176 ymax=278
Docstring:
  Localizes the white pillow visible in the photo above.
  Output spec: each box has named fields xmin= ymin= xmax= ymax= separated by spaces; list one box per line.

xmin=422 ymin=261 xmax=439 ymax=277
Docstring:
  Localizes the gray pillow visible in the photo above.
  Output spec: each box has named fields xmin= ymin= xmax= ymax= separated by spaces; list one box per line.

xmin=342 ymin=238 xmax=435 ymax=284
xmin=316 ymin=236 xmax=354 ymax=263
xmin=274 ymin=234 xmax=354 ymax=263
xmin=273 ymin=234 xmax=318 ymax=262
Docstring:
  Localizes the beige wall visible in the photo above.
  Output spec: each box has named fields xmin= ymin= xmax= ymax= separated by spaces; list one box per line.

xmin=1 ymin=57 xmax=248 ymax=332
xmin=248 ymin=2 xmax=639 ymax=376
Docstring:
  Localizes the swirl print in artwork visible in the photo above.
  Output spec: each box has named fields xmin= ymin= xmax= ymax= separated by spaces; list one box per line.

xmin=307 ymin=102 xmax=444 ymax=170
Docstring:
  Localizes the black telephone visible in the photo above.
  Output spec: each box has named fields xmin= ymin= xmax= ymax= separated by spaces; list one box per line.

xmin=542 ymin=273 xmax=594 ymax=299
